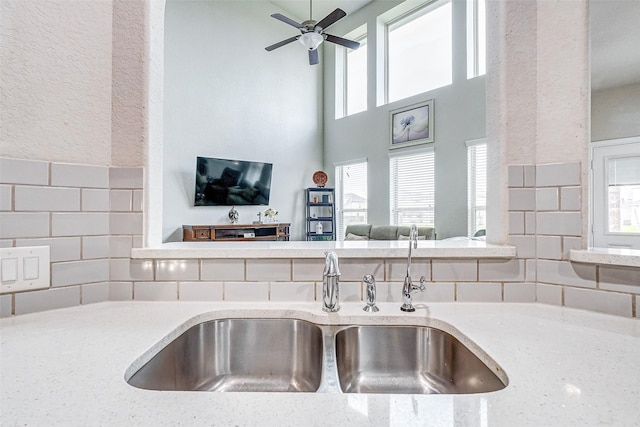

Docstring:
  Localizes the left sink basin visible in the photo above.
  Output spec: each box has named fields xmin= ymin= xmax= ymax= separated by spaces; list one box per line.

xmin=127 ymin=318 xmax=324 ymax=392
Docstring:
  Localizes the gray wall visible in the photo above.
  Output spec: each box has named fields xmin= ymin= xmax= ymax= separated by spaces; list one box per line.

xmin=592 ymin=82 xmax=640 ymax=142
xmin=162 ymin=0 xmax=323 ymax=241
xmin=323 ymin=0 xmax=486 ymax=239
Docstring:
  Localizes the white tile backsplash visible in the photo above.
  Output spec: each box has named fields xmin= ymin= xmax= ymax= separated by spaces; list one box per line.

xmin=51 ymin=259 xmax=110 ymax=287
xmin=315 ymin=281 xmax=361 ymax=302
xmin=134 ymin=282 xmax=178 ymax=301
xmin=525 ymin=211 xmax=536 ymax=234
xmin=82 ymin=236 xmax=110 ymax=259
xmin=201 ymin=259 xmax=245 ymax=281
xmin=82 ymin=189 xmax=110 ymax=211
xmin=15 ymin=286 xmax=80 ymax=315
xmin=110 ymin=236 xmax=133 ymax=258
xmin=478 ymin=258 xmax=525 ymax=282
xmin=456 ymin=282 xmax=502 ymax=302
xmin=504 ymin=282 xmax=537 ymax=302
xmin=0 ymin=212 xmax=49 ymax=239
xmin=52 ymin=213 xmax=109 ymax=236
xmin=508 ymin=165 xmax=524 ymax=187
xmin=536 ymin=236 xmax=562 ymax=260
xmin=110 ymin=167 xmax=143 ymax=189
xmin=562 ymin=237 xmax=582 ymax=260
xmin=224 ymin=281 xmax=269 ymax=301
xmin=81 ymin=282 xmax=110 ymax=304
xmin=246 ymin=259 xmax=291 ymax=281
xmin=509 ymin=188 xmax=536 ymax=211
xmin=16 ymin=237 xmax=81 ymax=262
xmin=536 ymin=212 xmax=582 ymax=236
xmin=375 ymin=282 xmax=402 ymax=303
xmin=417 ymin=282 xmax=455 ymax=302
xmin=110 ymin=190 xmax=132 ymax=211
xmin=537 ymin=260 xmax=596 ymax=288
xmin=51 ymin=163 xmax=109 ymax=188
xmin=109 ymin=282 xmax=133 ymax=300
xmin=0 ymin=185 xmax=12 ymax=211
xmin=337 ymin=259 xmax=384 ymax=281
xmin=564 ymin=287 xmax=632 ymax=317
xmin=132 ymin=190 xmax=143 ymax=212
xmin=536 ymin=162 xmax=581 ymax=187
xmin=15 ymin=186 xmax=80 ymax=212
xmin=292 ymin=259 xmax=324 ymax=281
xmin=432 ymin=260 xmax=477 ymax=282
xmin=109 ymin=213 xmax=143 ymax=235
xmin=524 ymin=165 xmax=536 ymax=187
xmin=0 ymin=158 xmax=48 ymax=185
xmin=560 ymin=186 xmax=581 ymax=211
xmin=0 ymin=294 xmax=12 ymax=317
xmin=509 ymin=212 xmax=525 ymax=235
xmin=536 ymin=187 xmax=559 ymax=211
xmin=270 ymin=282 xmax=315 ymax=302
xmin=536 ymin=283 xmax=562 ymax=305
xmin=509 ymin=235 xmax=536 ymax=259
xmin=110 ymin=259 xmax=154 ymax=281
xmin=155 ymin=260 xmax=199 ymax=281
xmin=599 ymin=266 xmax=640 ymax=294
xmin=386 ymin=259 xmax=430 ymax=281
xmin=179 ymin=282 xmax=223 ymax=301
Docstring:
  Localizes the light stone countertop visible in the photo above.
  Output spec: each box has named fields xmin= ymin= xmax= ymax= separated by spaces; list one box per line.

xmin=132 ymin=239 xmax=516 ymax=259
xmin=570 ymin=247 xmax=640 ymax=268
xmin=1 ymin=302 xmax=640 ymax=426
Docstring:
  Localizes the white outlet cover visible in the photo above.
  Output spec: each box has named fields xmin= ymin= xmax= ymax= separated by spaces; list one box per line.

xmin=0 ymin=246 xmax=50 ymax=294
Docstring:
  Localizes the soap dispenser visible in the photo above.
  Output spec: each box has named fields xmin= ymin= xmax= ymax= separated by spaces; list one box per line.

xmin=316 ymin=222 xmax=323 ymax=235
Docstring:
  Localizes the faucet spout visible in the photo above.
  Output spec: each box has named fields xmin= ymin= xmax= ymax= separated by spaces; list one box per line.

xmin=401 ymin=224 xmax=425 ymax=312
xmin=322 ymin=251 xmax=341 ymax=312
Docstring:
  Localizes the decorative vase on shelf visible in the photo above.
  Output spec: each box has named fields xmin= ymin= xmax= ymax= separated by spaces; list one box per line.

xmin=316 ymin=222 xmax=323 ymax=235
xmin=228 ymin=206 xmax=239 ymax=224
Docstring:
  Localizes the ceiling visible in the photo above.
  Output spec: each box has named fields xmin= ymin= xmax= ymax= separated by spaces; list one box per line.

xmin=269 ymin=0 xmax=373 ymax=22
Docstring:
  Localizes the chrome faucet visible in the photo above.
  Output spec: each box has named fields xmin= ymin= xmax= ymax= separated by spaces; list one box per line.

xmin=401 ymin=224 xmax=426 ymax=312
xmin=363 ymin=274 xmax=379 ymax=312
xmin=322 ymin=251 xmax=341 ymax=312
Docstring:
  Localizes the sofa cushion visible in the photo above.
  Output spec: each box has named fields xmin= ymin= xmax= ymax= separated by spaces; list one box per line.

xmin=345 ymin=233 xmax=369 ymax=241
xmin=398 ymin=234 xmax=427 ymax=240
xmin=344 ymin=224 xmax=372 ymax=238
xmin=369 ymin=226 xmax=399 ymax=240
xmin=397 ymin=226 xmax=435 ymax=240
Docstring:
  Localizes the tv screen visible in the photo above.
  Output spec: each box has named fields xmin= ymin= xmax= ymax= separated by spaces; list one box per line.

xmin=195 ymin=156 xmax=272 ymax=206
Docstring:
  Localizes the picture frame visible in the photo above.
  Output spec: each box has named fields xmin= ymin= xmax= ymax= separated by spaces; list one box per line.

xmin=389 ymin=99 xmax=434 ymax=149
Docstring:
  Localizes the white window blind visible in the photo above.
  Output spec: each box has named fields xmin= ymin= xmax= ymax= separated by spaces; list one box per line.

xmin=467 ymin=140 xmax=487 ymax=236
xmin=390 ymin=149 xmax=435 ymax=227
xmin=335 ymin=161 xmax=368 ymax=239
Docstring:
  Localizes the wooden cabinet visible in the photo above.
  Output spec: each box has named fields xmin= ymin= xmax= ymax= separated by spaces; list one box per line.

xmin=183 ymin=223 xmax=290 ymax=241
xmin=306 ymin=188 xmax=335 ymax=241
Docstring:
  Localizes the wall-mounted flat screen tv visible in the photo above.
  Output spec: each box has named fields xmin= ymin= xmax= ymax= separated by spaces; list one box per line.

xmin=195 ymin=156 xmax=272 ymax=206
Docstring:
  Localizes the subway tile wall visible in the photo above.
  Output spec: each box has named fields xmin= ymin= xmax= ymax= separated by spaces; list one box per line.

xmin=0 ymin=157 xmax=143 ymax=316
xmin=1 ymin=158 xmax=639 ymax=319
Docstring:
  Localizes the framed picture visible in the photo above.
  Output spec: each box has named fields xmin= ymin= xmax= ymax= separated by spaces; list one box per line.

xmin=389 ymin=99 xmax=434 ymax=149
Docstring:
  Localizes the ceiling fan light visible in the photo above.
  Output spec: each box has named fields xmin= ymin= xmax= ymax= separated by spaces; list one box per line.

xmin=299 ymin=32 xmax=323 ymax=50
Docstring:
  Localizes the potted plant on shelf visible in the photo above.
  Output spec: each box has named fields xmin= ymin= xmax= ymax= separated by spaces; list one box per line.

xmin=264 ymin=208 xmax=278 ymax=223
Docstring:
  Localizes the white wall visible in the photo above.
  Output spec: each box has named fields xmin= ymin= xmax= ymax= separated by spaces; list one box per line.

xmin=162 ymin=0 xmax=323 ymax=242
xmin=322 ymin=0 xmax=486 ymax=239
xmin=0 ymin=0 xmax=113 ymax=166
xmin=592 ymin=82 xmax=640 ymax=142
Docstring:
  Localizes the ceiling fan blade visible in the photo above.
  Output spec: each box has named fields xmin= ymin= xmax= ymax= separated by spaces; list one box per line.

xmin=271 ymin=13 xmax=302 ymax=29
xmin=265 ymin=36 xmax=300 ymax=52
xmin=314 ymin=8 xmax=346 ymax=31
xmin=324 ymin=34 xmax=360 ymax=50
xmin=308 ymin=49 xmax=319 ymax=65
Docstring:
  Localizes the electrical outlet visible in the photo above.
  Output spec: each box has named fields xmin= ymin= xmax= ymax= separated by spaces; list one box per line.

xmin=0 ymin=246 xmax=50 ymax=294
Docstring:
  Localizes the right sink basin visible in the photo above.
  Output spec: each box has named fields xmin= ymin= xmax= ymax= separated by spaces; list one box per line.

xmin=335 ymin=325 xmax=506 ymax=394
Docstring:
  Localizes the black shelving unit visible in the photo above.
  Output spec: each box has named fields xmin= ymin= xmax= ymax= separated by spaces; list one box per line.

xmin=306 ymin=188 xmax=336 ymax=241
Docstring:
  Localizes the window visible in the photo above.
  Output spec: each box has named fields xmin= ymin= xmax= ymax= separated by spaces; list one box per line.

xmin=336 ymin=25 xmax=367 ymax=118
xmin=387 ymin=0 xmax=452 ymax=103
xmin=467 ymin=139 xmax=487 ymax=236
xmin=335 ymin=161 xmax=368 ymax=239
xmin=390 ymin=149 xmax=435 ymax=227
xmin=467 ymin=0 xmax=486 ymax=78
xmin=592 ymin=138 xmax=640 ymax=249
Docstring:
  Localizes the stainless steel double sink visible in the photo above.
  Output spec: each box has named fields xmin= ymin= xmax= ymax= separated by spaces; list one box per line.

xmin=127 ymin=318 xmax=507 ymax=395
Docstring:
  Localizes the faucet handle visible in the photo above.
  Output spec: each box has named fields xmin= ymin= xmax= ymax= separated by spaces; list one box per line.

xmin=363 ymin=274 xmax=379 ymax=313
xmin=417 ymin=275 xmax=427 ymax=292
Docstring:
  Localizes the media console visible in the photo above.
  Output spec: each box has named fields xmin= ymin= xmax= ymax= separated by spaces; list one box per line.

xmin=182 ymin=223 xmax=290 ymax=242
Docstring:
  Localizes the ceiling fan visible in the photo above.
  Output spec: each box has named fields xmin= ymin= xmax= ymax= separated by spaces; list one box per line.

xmin=265 ymin=0 xmax=361 ymax=66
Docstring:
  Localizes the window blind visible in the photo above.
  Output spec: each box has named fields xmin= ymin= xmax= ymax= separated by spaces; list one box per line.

xmin=467 ymin=142 xmax=487 ymax=236
xmin=389 ymin=149 xmax=435 ymax=226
